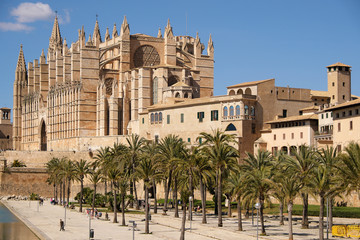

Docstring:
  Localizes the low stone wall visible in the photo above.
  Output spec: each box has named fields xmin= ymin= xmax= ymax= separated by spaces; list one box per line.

xmin=0 ymin=168 xmax=52 ymax=197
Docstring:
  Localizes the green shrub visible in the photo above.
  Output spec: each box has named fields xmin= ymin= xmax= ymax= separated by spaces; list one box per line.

xmin=11 ymin=160 xmax=26 ymax=167
xmin=29 ymin=193 xmax=39 ymax=200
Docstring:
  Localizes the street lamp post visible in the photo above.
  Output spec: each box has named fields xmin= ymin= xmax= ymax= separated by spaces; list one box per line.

xmin=88 ymin=212 xmax=91 ymax=240
xmin=189 ymin=196 xmax=193 ymax=231
xmin=64 ymin=205 xmax=67 ymax=226
xmin=255 ymin=202 xmax=261 ymax=240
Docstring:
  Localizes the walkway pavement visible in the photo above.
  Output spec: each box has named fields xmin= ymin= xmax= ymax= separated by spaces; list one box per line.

xmin=2 ymin=200 xmax=357 ymax=240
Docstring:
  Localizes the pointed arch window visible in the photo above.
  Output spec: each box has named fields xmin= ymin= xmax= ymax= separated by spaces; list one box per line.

xmin=159 ymin=112 xmax=163 ymax=123
xmin=151 ymin=113 xmax=154 ymax=124
xmin=153 ymin=77 xmax=158 ymax=105
xmin=155 ymin=113 xmax=159 ymax=123
xmin=229 ymin=106 xmax=234 ymax=116
xmin=236 ymin=105 xmax=240 ymax=116
xmin=223 ymin=106 xmax=228 ymax=117
xmin=251 ymin=106 xmax=255 ymax=116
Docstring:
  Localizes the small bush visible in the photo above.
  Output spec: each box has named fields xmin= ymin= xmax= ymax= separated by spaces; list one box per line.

xmin=30 ymin=193 xmax=39 ymax=200
xmin=11 ymin=160 xmax=26 ymax=167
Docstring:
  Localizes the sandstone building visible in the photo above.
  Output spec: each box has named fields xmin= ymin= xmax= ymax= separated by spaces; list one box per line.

xmin=13 ymin=16 xmax=214 ymax=152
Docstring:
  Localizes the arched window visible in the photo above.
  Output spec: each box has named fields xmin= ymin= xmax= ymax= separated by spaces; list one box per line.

xmin=244 ymin=105 xmax=249 ymax=115
xmin=237 ymin=89 xmax=243 ymax=95
xmin=151 ymin=113 xmax=154 ymax=124
xmin=153 ymin=77 xmax=158 ymax=105
xmin=245 ymin=88 xmax=252 ymax=95
xmin=225 ymin=123 xmax=237 ymax=131
xmin=223 ymin=106 xmax=228 ymax=117
xmin=236 ymin=105 xmax=240 ymax=116
xmin=155 ymin=113 xmax=159 ymax=123
xmin=281 ymin=146 xmax=288 ymax=154
xmin=229 ymin=106 xmax=234 ymax=116
xmin=184 ymin=93 xmax=188 ymax=98
xmin=159 ymin=112 xmax=163 ymax=123
xmin=229 ymin=90 xmax=235 ymax=95
xmin=251 ymin=106 xmax=255 ymax=116
xmin=175 ymin=92 xmax=180 ymax=98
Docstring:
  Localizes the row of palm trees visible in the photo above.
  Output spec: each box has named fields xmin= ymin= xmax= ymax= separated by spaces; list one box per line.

xmin=46 ymin=130 xmax=360 ymax=240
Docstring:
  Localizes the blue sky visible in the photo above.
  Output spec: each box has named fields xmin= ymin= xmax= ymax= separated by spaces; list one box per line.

xmin=0 ymin=0 xmax=359 ymax=110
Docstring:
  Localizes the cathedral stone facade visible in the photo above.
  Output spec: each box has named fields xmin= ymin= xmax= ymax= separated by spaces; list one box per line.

xmin=13 ymin=16 xmax=214 ymax=151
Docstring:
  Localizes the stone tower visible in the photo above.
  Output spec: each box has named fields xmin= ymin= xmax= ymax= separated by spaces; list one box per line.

xmin=13 ymin=45 xmax=27 ymax=150
xmin=327 ymin=62 xmax=351 ymax=105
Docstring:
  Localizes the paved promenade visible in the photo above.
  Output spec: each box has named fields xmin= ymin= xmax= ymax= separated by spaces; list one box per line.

xmin=2 ymin=199 xmax=356 ymax=240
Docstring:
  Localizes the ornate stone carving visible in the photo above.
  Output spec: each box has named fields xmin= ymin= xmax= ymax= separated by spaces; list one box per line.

xmin=133 ymin=45 xmax=160 ymax=68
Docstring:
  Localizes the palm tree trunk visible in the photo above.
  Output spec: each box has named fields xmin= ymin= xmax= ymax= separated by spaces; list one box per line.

xmin=288 ymin=201 xmax=293 ymax=240
xmin=228 ymin=197 xmax=232 ymax=217
xmin=180 ymin=200 xmax=187 ymax=240
xmin=67 ymin=178 xmax=71 ymax=206
xmin=63 ymin=182 xmax=66 ymax=205
xmin=259 ymin=195 xmax=266 ymax=235
xmin=153 ymin=180 xmax=157 ymax=214
xmin=245 ymin=205 xmax=249 ymax=219
xmin=145 ymin=186 xmax=149 ymax=234
xmin=280 ymin=201 xmax=284 ymax=225
xmin=53 ymin=184 xmax=56 ymax=200
xmin=129 ymin=180 xmax=134 ymax=208
xmin=329 ymin=197 xmax=333 ymax=230
xmin=188 ymin=174 xmax=193 ymax=221
xmin=59 ymin=182 xmax=62 ymax=204
xmin=217 ymin=169 xmax=223 ymax=227
xmin=237 ymin=196 xmax=243 ymax=231
xmin=214 ymin=171 xmax=218 ymax=215
xmin=121 ymin=192 xmax=126 ymax=226
xmin=200 ymin=178 xmax=207 ymax=224
xmin=133 ymin=179 xmax=139 ymax=210
xmin=79 ymin=179 xmax=84 ymax=212
xmin=174 ymin=180 xmax=179 ymax=218
xmin=113 ymin=188 xmax=118 ymax=223
xmin=301 ymin=193 xmax=309 ymax=229
xmin=319 ymin=195 xmax=324 ymax=240
xmin=92 ymin=183 xmax=96 ymax=213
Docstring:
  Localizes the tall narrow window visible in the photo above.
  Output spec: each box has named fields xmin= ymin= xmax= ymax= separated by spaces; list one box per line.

xmin=223 ymin=106 xmax=228 ymax=117
xmin=152 ymin=77 xmax=158 ymax=105
xmin=251 ymin=106 xmax=255 ymax=116
xmin=283 ymin=109 xmax=287 ymax=118
xmin=274 ymin=134 xmax=276 ymax=140
xmin=350 ymin=121 xmax=353 ymax=130
xmin=236 ymin=105 xmax=240 ymax=116
xmin=229 ymin=106 xmax=234 ymax=116
xmin=300 ymin=132 xmax=303 ymax=139
xmin=155 ymin=113 xmax=158 ymax=123
xmin=151 ymin=113 xmax=154 ymax=124
xmin=197 ymin=112 xmax=205 ymax=122
xmin=159 ymin=112 xmax=163 ymax=123
xmin=244 ymin=105 xmax=249 ymax=115
xmin=338 ymin=123 xmax=341 ymax=132
xmin=167 ymin=115 xmax=170 ymax=124
xmin=211 ymin=110 xmax=218 ymax=121
xmin=180 ymin=113 xmax=184 ymax=123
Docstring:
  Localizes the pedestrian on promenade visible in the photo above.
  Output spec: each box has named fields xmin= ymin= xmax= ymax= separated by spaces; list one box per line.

xmin=60 ymin=219 xmax=65 ymax=231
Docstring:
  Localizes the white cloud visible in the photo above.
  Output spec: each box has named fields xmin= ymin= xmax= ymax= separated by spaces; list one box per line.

xmin=0 ymin=22 xmax=33 ymax=31
xmin=11 ymin=2 xmax=54 ymax=23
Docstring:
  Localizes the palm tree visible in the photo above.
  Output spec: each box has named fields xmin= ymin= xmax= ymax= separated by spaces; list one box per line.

xmin=284 ymin=145 xmax=316 ymax=229
xmin=157 ymin=135 xmax=185 ymax=214
xmin=61 ymin=158 xmax=75 ymax=206
xmin=46 ymin=157 xmax=61 ymax=201
xmin=224 ymin=171 xmax=244 ymax=231
xmin=93 ymin=146 xmax=111 ymax=197
xmin=242 ymin=149 xmax=274 ymax=235
xmin=127 ymin=134 xmax=145 ymax=209
xmin=135 ymin=155 xmax=162 ymax=233
xmin=74 ymin=159 xmax=91 ymax=212
xmin=316 ymin=146 xmax=342 ymax=230
xmin=89 ymin=162 xmax=103 ymax=213
xmin=200 ymin=129 xmax=238 ymax=227
xmin=108 ymin=166 xmax=122 ymax=223
xmin=338 ymin=142 xmax=360 ymax=194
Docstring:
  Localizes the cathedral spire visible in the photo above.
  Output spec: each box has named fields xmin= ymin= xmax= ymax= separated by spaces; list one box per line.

xmin=157 ymin=27 xmax=162 ymax=38
xmin=207 ymin=34 xmax=214 ymax=57
xmin=40 ymin=49 xmax=46 ymax=64
xmin=16 ymin=44 xmax=26 ymax=72
xmin=165 ymin=19 xmax=174 ymax=38
xmin=112 ymin=23 xmax=118 ymax=38
xmin=120 ymin=16 xmax=130 ymax=37
xmin=105 ymin=27 xmax=110 ymax=41
xmin=93 ymin=19 xmax=102 ymax=43
xmin=49 ymin=15 xmax=62 ymax=50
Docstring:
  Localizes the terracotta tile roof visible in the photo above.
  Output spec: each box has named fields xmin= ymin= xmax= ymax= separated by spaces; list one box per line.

xmin=227 ymin=78 xmax=274 ymax=88
xmin=325 ymin=98 xmax=360 ymax=111
xmin=172 ymin=81 xmax=190 ymax=87
xmin=311 ymin=90 xmax=330 ymax=98
xmin=326 ymin=62 xmax=351 ymax=68
xmin=266 ymin=114 xmax=318 ymax=124
xmin=300 ymin=105 xmax=319 ymax=111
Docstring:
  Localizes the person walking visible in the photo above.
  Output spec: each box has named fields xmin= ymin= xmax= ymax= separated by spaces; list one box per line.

xmin=60 ymin=219 xmax=65 ymax=231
